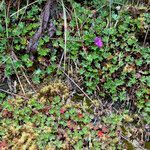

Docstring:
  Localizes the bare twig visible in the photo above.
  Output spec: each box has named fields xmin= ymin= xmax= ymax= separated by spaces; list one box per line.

xmin=0 ymin=57 xmax=10 ymax=67
xmin=57 ymin=52 xmax=64 ymax=73
xmin=21 ymin=68 xmax=37 ymax=93
xmin=72 ymin=4 xmax=81 ymax=37
xmin=10 ymin=0 xmax=38 ymax=17
xmin=17 ymin=0 xmax=21 ymax=18
xmin=11 ymin=51 xmax=36 ymax=93
xmin=0 ymin=88 xmax=28 ymax=100
xmin=4 ymin=4 xmax=9 ymax=38
xmin=0 ymin=0 xmax=4 ymax=10
xmin=61 ymin=69 xmax=96 ymax=107
xmin=11 ymin=59 xmax=26 ymax=95
xmin=143 ymin=26 xmax=149 ymax=46
xmin=61 ymin=0 xmax=67 ymax=69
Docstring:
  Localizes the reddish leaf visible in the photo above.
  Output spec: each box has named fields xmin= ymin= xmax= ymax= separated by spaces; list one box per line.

xmin=102 ymin=126 xmax=108 ymax=133
xmin=67 ymin=120 xmax=77 ymax=130
xmin=0 ymin=141 xmax=7 ymax=149
xmin=2 ymin=110 xmax=13 ymax=118
xmin=60 ymin=108 xmax=66 ymax=114
xmin=97 ymin=131 xmax=104 ymax=138
xmin=100 ymin=78 xmax=105 ymax=83
xmin=135 ymin=73 xmax=141 ymax=79
xmin=78 ymin=113 xmax=83 ymax=119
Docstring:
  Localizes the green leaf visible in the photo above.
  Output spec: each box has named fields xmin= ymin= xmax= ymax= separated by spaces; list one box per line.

xmin=38 ymin=48 xmax=49 ymax=56
xmin=0 ymin=24 xmax=3 ymax=32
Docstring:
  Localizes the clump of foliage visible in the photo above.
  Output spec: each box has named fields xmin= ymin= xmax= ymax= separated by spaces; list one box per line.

xmin=0 ymin=0 xmax=149 ymax=149
xmin=37 ymin=80 xmax=69 ymax=103
xmin=0 ymin=81 xmax=149 ymax=149
xmin=51 ymin=1 xmax=149 ymax=125
xmin=0 ymin=81 xmax=114 ymax=149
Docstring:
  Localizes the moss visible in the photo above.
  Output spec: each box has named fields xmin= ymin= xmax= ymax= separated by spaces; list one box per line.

xmin=37 ymin=80 xmax=69 ymax=104
xmin=3 ymin=123 xmax=38 ymax=150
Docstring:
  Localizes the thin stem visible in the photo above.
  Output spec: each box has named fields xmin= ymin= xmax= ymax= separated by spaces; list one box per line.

xmin=4 ymin=3 xmax=8 ymax=38
xmin=143 ymin=26 xmax=149 ymax=46
xmin=0 ymin=88 xmax=28 ymax=100
xmin=10 ymin=0 xmax=38 ymax=17
xmin=61 ymin=0 xmax=67 ymax=70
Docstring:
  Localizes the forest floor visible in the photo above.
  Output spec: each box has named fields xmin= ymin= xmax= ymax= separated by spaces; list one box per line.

xmin=0 ymin=0 xmax=150 ymax=149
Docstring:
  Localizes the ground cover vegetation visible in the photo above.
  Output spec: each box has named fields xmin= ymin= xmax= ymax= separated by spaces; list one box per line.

xmin=0 ymin=0 xmax=150 ymax=149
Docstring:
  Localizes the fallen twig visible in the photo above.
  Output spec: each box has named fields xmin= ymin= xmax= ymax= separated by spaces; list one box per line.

xmin=11 ymin=59 xmax=26 ymax=95
xmin=61 ymin=69 xmax=96 ymax=107
xmin=143 ymin=26 xmax=149 ymax=46
xmin=10 ymin=0 xmax=38 ymax=17
xmin=0 ymin=88 xmax=28 ymax=100
xmin=61 ymin=0 xmax=67 ymax=69
xmin=20 ymin=67 xmax=37 ymax=93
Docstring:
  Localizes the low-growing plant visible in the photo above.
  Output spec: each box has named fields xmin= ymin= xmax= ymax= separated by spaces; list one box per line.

xmin=0 ymin=1 xmax=149 ymax=149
